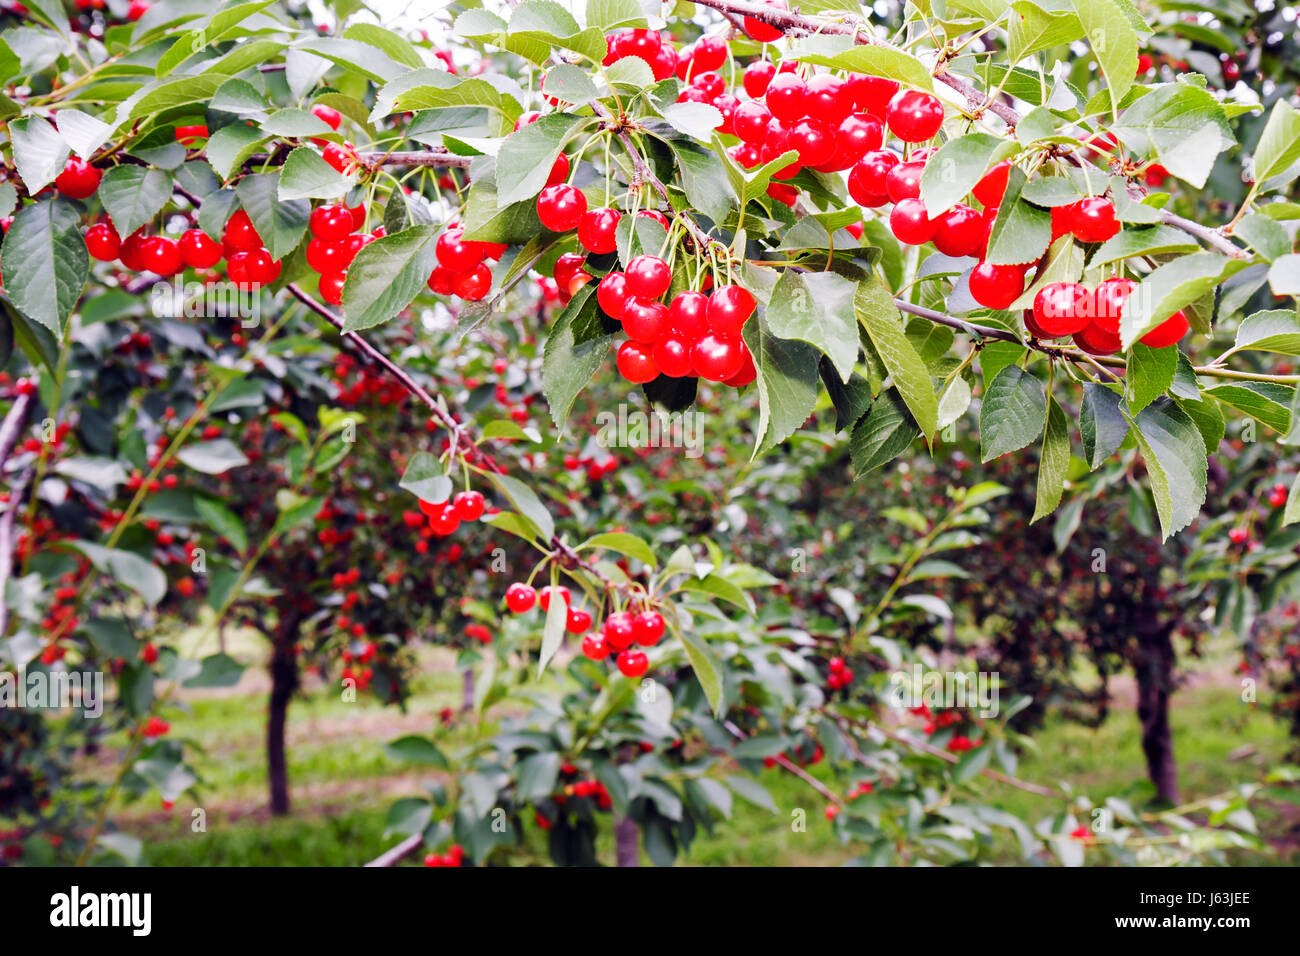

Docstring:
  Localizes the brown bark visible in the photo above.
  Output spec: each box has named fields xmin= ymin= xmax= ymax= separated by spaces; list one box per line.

xmin=1134 ymin=620 xmax=1178 ymax=804
xmin=267 ymin=608 xmax=302 ymax=816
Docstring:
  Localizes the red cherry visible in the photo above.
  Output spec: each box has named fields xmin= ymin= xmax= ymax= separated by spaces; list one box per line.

xmin=973 ymin=160 xmax=1012 ymax=208
xmin=140 ymin=236 xmax=182 ymax=276
xmin=886 ymin=90 xmax=944 ymax=142
xmin=322 ymin=142 xmax=358 ymax=175
xmin=350 ymin=205 xmax=368 ymax=232
xmin=436 ymin=227 xmax=485 ymax=272
xmin=1073 ymin=321 xmax=1121 ymax=356
xmin=848 ymin=150 xmax=899 ymax=206
xmin=582 ymin=635 xmax=610 ymax=660
xmin=597 ymin=272 xmax=631 ymax=319
xmin=616 ymin=340 xmax=659 ymax=383
xmin=578 ymin=207 xmax=621 ymax=254
xmin=55 ymin=158 xmax=101 ymax=199
xmin=764 ymin=72 xmax=807 ymax=122
xmin=603 ymin=611 xmax=636 ymax=649
xmin=693 ymin=35 xmax=728 ymax=72
xmin=851 ymin=76 xmax=899 ymax=120
xmin=652 ymin=335 xmax=694 ymax=378
xmin=427 ymin=266 xmax=453 ymax=295
xmin=624 ymin=255 xmax=672 ymax=300
xmin=179 ymin=228 xmax=221 ymax=268
xmin=616 ymin=650 xmax=649 ymax=678
xmin=724 ymin=343 xmax=757 ymax=387
xmin=1050 ymin=203 xmax=1074 ymax=241
xmin=805 ymin=73 xmax=851 ymax=123
xmin=453 ymin=264 xmax=492 ymax=301
xmin=733 ymin=101 xmax=772 ymax=144
xmin=632 ymin=611 xmax=665 ymax=646
xmin=622 ymin=298 xmax=669 ymax=344
xmin=546 ymin=152 xmax=570 ymax=188
xmin=539 ymin=585 xmax=570 ymax=611
xmin=885 ymin=161 xmax=925 ymax=203
xmin=222 ymin=210 xmax=262 ymax=254
xmin=85 ymin=222 xmax=120 ymax=262
xmin=1093 ymin=277 xmax=1136 ymax=334
xmin=743 ymin=60 xmax=776 ymax=98
xmin=318 ymin=271 xmax=346 ymax=305
xmin=1068 ymin=196 xmax=1120 ymax=243
xmin=174 ymin=124 xmax=208 ymax=146
xmin=932 ymin=203 xmax=984 ymax=257
xmin=536 ymin=184 xmax=587 ymax=232
xmin=566 ymin=607 xmax=593 ymax=634
xmin=505 ymin=583 xmax=536 ymax=613
xmin=707 ymin=285 xmax=756 ymax=337
xmin=310 ymin=202 xmax=355 ymax=241
xmin=743 ymin=1 xmax=786 ymax=42
xmin=1032 ymin=282 xmax=1091 ymax=337
xmin=244 ymin=248 xmax=280 ymax=286
xmin=889 ymin=198 xmax=936 ymax=245
xmin=789 ymin=120 xmax=834 ymax=166
xmin=692 ymin=333 xmax=745 ymax=382
xmin=1140 ymin=310 xmax=1189 ymax=349
xmin=650 ymin=43 xmax=679 ymax=81
xmin=306 ymin=238 xmax=351 ymax=274
xmin=452 ymin=490 xmax=486 ymax=522
xmin=668 ymin=290 xmax=710 ymax=339
xmin=823 ymin=114 xmax=883 ymax=170
xmin=968 ymin=262 xmax=1026 ymax=310
xmin=311 ymin=104 xmax=342 ymax=130
xmin=118 ymin=230 xmax=148 ymax=271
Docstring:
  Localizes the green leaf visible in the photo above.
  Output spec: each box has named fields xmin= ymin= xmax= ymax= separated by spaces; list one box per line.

xmin=541 ymin=284 xmax=615 ymax=429
xmin=399 ymin=451 xmax=452 ymax=504
xmin=1090 ymin=225 xmax=1199 ymax=266
xmin=1032 ymin=398 xmax=1070 ymax=523
xmin=177 ymin=439 xmax=249 ymax=475
xmin=1253 ymin=99 xmax=1300 ymax=185
xmin=278 ymin=146 xmax=354 ymax=201
xmin=67 ymin=541 xmax=166 ymax=606
xmin=487 ymin=472 xmax=555 ymax=542
xmin=765 ymin=270 xmax=860 ymax=383
xmin=537 ymin=585 xmax=569 ymax=677
xmin=205 ymin=124 xmax=265 ymax=180
xmin=0 ymin=199 xmax=87 ymax=338
xmin=384 ymin=798 xmax=432 ymax=838
xmin=1234 ymin=309 xmax=1300 ymax=355
xmin=1206 ymin=381 xmax=1295 ymax=434
xmin=984 ymin=167 xmax=1051 ymax=267
xmin=496 ymin=113 xmax=591 ymax=207
xmin=578 ymin=531 xmax=655 ymax=567
xmin=585 ymin=0 xmax=645 ymax=30
xmin=1008 ymin=0 xmax=1083 ymax=61
xmin=10 ymin=115 xmax=67 ymax=194
xmin=461 ymin=181 xmax=545 ymax=245
xmin=384 ymin=735 xmax=449 ymax=767
xmin=235 ymin=172 xmax=309 ymax=260
xmin=56 ymin=109 xmax=113 ymax=159
xmin=981 ymin=365 xmax=1047 ymax=461
xmin=1284 ymin=473 xmax=1300 ymax=527
xmin=507 ymin=1 xmax=607 ymax=64
xmin=1130 ymin=398 xmax=1207 ymax=541
xmin=856 ymin=279 xmax=938 ymax=439
xmin=98 ymin=165 xmax=172 ymax=239
xmin=1079 ymin=382 xmax=1128 ymax=468
xmin=341 ymin=225 xmax=440 ymax=332
xmin=1120 ymin=253 xmax=1245 ymax=349
xmin=920 ymin=133 xmax=1016 ymax=217
xmin=850 ymin=388 xmax=919 ymax=476
xmin=1125 ymin=342 xmax=1177 ymax=416
xmin=194 ymin=497 xmax=249 ymax=555
xmin=789 ymin=41 xmax=934 ymax=92
xmin=744 ymin=317 xmax=820 ymax=454
xmin=679 ymin=630 xmax=723 ymax=717
xmin=183 ymin=653 xmax=245 ymax=689
xmin=1268 ymin=255 xmax=1300 ymax=297
xmin=1071 ymin=0 xmax=1139 ymax=118
xmin=668 ymin=138 xmax=736 ymax=225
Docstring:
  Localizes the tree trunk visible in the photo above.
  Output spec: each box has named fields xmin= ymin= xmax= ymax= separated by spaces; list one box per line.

xmin=1134 ymin=621 xmax=1178 ymax=804
xmin=614 ymin=815 xmax=639 ymax=867
xmin=461 ymin=668 xmax=475 ymax=712
xmin=267 ymin=611 xmax=301 ymax=817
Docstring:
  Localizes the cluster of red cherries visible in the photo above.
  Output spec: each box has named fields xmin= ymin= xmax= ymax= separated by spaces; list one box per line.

xmin=1029 ymin=275 xmax=1187 ymax=354
xmin=504 ymin=581 xmax=665 ymax=679
xmin=402 ymin=489 xmax=487 ymax=540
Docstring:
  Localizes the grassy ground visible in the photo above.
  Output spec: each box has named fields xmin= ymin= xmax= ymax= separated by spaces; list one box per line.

xmin=99 ymin=631 xmax=1298 ymax=867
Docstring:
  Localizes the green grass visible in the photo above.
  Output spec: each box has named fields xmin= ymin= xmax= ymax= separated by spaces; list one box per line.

xmin=108 ymin=646 xmax=1297 ymax=867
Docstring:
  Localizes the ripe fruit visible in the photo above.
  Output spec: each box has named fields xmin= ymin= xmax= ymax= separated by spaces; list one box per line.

xmin=885 ymin=161 xmax=924 ymax=202
xmin=140 ymin=236 xmax=182 ymax=276
xmin=223 ymin=210 xmax=262 ymax=254
xmin=889 ymin=198 xmax=935 ymax=245
xmin=733 ymin=101 xmax=772 ymax=143
xmin=119 ymin=230 xmax=148 ymax=271
xmin=1032 ymin=282 xmax=1091 ymax=337
xmin=55 ymin=158 xmax=101 ymax=199
xmin=536 ymin=184 xmax=587 ymax=232
xmin=668 ymin=290 xmax=709 ymax=339
xmin=452 ymin=264 xmax=492 ymax=301
xmin=789 ymin=120 xmax=834 ymax=166
xmin=617 ymin=649 xmax=649 ymax=678
xmin=306 ymin=238 xmax=351 ymax=274
xmin=539 ymin=585 xmax=570 ymax=611
xmin=973 ymin=160 xmax=1012 ymax=208
xmin=652 ymin=335 xmax=694 ymax=378
xmin=174 ymin=124 xmax=208 ymax=146
xmin=435 ymin=227 xmax=484 ymax=272
xmin=765 ymin=72 xmax=807 ymax=122
xmin=616 ymin=340 xmax=659 ymax=383
xmin=968 ymin=262 xmax=1026 ymax=310
xmin=179 ymin=228 xmax=222 ymax=268
xmin=597 ymin=272 xmax=630 ymax=319
xmin=932 ymin=204 xmax=984 ymax=258
xmin=546 ymin=152 xmax=570 ymax=187
xmin=1068 ymin=196 xmax=1120 ymax=243
xmin=310 ymin=203 xmax=355 ymax=242
xmin=886 ymin=90 xmax=944 ymax=142
xmin=582 ymin=635 xmax=610 ymax=660
xmin=848 ymin=150 xmax=899 ymax=206
xmin=85 ymin=222 xmax=120 ymax=262
xmin=505 ymin=583 xmax=536 ymax=613
xmin=578 ymin=207 xmax=621 ymax=254
xmin=322 ymin=142 xmax=358 ymax=175
xmin=622 ymin=298 xmax=669 ymax=344
xmin=452 ymin=490 xmax=486 ymax=521
xmin=318 ymin=271 xmax=346 ymax=305
xmin=692 ymin=333 xmax=746 ymax=382
xmin=1093 ymin=276 xmax=1136 ymax=333
xmin=632 ymin=611 xmax=665 ymax=646
xmin=743 ymin=60 xmax=775 ymax=98
xmin=743 ymin=0 xmax=786 ymax=42
xmin=624 ymin=255 xmax=672 ymax=299
xmin=566 ymin=607 xmax=593 ymax=634
xmin=1073 ymin=321 xmax=1121 ymax=356
xmin=603 ymin=612 xmax=636 ymax=650
xmin=311 ymin=103 xmax=342 ymax=130
xmin=707 ymin=285 xmax=756 ymax=337
xmin=1140 ymin=310 xmax=1189 ymax=349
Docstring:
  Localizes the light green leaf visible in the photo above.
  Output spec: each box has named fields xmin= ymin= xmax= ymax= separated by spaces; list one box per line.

xmin=1032 ymin=398 xmax=1070 ymax=523
xmin=340 ymin=225 xmax=440 ymax=332
xmin=856 ymin=279 xmax=938 ymax=439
